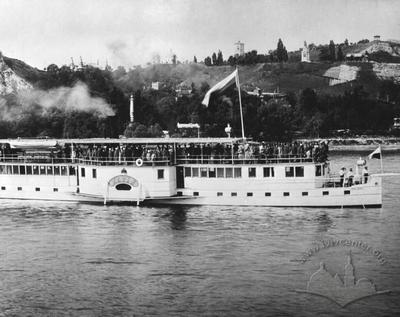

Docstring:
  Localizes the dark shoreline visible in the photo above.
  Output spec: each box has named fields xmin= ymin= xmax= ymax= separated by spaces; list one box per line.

xmin=296 ymin=137 xmax=400 ymax=152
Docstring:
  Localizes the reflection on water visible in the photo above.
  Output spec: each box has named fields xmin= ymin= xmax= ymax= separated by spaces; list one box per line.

xmin=0 ymin=154 xmax=399 ymax=316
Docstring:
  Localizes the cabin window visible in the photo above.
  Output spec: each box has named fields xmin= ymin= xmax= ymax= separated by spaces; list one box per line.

xmin=33 ymin=166 xmax=39 ymax=175
xmin=6 ymin=165 xmax=12 ymax=174
xmin=61 ymin=166 xmax=67 ymax=176
xmin=283 ymin=192 xmax=290 ymax=196
xmin=54 ymin=166 xmax=60 ymax=175
xmin=19 ymin=166 xmax=26 ymax=175
xmin=217 ymin=168 xmax=224 ymax=178
xmin=47 ymin=166 xmax=53 ymax=175
xmin=39 ymin=166 xmax=46 ymax=175
xmin=323 ymin=191 xmax=329 ymax=196
xmin=81 ymin=168 xmax=85 ymax=177
xmin=217 ymin=192 xmax=223 ymax=196
xmin=285 ymin=167 xmax=294 ymax=177
xmin=315 ymin=165 xmax=322 ymax=176
xmin=344 ymin=190 xmax=350 ymax=195
xmin=231 ymin=192 xmax=237 ymax=196
xmin=69 ymin=166 xmax=76 ymax=176
xmin=92 ymin=169 xmax=97 ymax=179
xmin=53 ymin=188 xmax=58 ymax=192
xmin=13 ymin=165 xmax=19 ymax=175
xmin=116 ymin=183 xmax=132 ymax=191
xmin=200 ymin=168 xmax=208 ymax=177
xmin=263 ymin=167 xmax=275 ymax=177
xmin=193 ymin=192 xmax=199 ymax=196
xmin=295 ymin=166 xmax=304 ymax=177
xmin=157 ymin=169 xmax=164 ymax=179
xmin=1 ymin=186 xmax=5 ymax=190
xmin=17 ymin=187 xmax=22 ymax=191
xmin=302 ymin=192 xmax=308 ymax=196
xmin=192 ymin=167 xmax=199 ymax=177
xmin=248 ymin=168 xmax=256 ymax=178
xmin=208 ymin=168 xmax=216 ymax=178
xmin=234 ymin=168 xmax=242 ymax=178
xmin=265 ymin=192 xmax=271 ymax=197
xmin=26 ymin=166 xmax=32 ymax=175
xmin=184 ymin=167 xmax=191 ymax=177
xmin=35 ymin=187 xmax=40 ymax=192
xmin=226 ymin=168 xmax=233 ymax=178
xmin=247 ymin=192 xmax=253 ymax=197
xmin=0 ymin=166 xmax=4 ymax=174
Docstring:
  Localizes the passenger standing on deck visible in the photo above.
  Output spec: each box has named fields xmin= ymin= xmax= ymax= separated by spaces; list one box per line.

xmin=339 ymin=167 xmax=345 ymax=187
xmin=347 ymin=168 xmax=354 ymax=187
xmin=362 ymin=166 xmax=369 ymax=184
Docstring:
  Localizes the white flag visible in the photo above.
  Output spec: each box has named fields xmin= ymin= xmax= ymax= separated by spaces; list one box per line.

xmin=201 ymin=69 xmax=239 ymax=106
xmin=368 ymin=146 xmax=381 ymax=159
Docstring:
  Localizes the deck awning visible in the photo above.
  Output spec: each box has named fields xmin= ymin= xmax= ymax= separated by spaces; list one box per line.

xmin=1 ymin=137 xmax=244 ymax=147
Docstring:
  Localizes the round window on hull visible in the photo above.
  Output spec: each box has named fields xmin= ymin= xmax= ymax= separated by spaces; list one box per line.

xmin=115 ymin=183 xmax=132 ymax=191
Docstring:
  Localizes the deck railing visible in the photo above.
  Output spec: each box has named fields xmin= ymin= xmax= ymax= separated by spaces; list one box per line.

xmin=322 ymin=175 xmax=370 ymax=188
xmin=0 ymin=154 xmax=319 ymax=166
xmin=0 ymin=155 xmax=171 ymax=166
xmin=176 ymin=155 xmax=314 ymax=165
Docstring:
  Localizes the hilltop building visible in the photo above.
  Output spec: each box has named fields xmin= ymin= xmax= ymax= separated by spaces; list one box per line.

xmin=323 ymin=64 xmax=359 ymax=86
xmin=151 ymin=82 xmax=160 ymax=90
xmin=175 ymin=82 xmax=193 ymax=97
xmin=234 ymin=41 xmax=245 ymax=57
xmin=373 ymin=35 xmax=381 ymax=42
xmin=301 ymin=41 xmax=310 ymax=62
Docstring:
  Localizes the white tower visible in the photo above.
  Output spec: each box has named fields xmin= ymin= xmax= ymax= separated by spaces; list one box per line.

xmin=301 ymin=41 xmax=310 ymax=62
xmin=129 ymin=94 xmax=134 ymax=123
xmin=234 ymin=41 xmax=245 ymax=57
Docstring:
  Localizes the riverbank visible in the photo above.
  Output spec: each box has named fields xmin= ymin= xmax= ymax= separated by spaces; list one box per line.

xmin=297 ymin=137 xmax=400 ymax=152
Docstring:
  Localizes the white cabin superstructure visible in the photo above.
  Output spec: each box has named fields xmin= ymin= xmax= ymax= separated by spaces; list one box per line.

xmin=0 ymin=138 xmax=382 ymax=208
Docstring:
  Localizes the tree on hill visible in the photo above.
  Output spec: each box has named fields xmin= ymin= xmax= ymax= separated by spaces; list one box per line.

xmin=319 ymin=46 xmax=331 ymax=61
xmin=204 ymin=56 xmax=212 ymax=66
xmin=337 ymin=45 xmax=345 ymax=61
xmin=276 ymin=39 xmax=288 ymax=62
xmin=217 ymin=50 xmax=224 ymax=65
xmin=227 ymin=55 xmax=236 ymax=66
xmin=193 ymin=56 xmax=197 ymax=63
xmin=329 ymin=40 xmax=336 ymax=61
xmin=172 ymin=54 xmax=177 ymax=65
xmin=212 ymin=52 xmax=217 ymax=65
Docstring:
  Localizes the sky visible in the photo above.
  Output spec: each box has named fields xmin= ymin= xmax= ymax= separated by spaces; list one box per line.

xmin=0 ymin=0 xmax=399 ymax=69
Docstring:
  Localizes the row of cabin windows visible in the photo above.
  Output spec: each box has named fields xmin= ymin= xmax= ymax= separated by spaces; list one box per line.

xmin=191 ymin=190 xmax=351 ymax=197
xmin=0 ymin=165 xmax=75 ymax=176
xmin=184 ymin=166 xmax=320 ymax=178
xmin=285 ymin=166 xmax=304 ymax=177
xmin=184 ymin=167 xmax=276 ymax=178
xmin=79 ymin=168 xmax=165 ymax=180
xmin=80 ymin=168 xmax=98 ymax=179
xmin=1 ymin=186 xmax=59 ymax=192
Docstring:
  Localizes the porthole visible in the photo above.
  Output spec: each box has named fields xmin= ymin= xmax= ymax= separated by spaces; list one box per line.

xmin=115 ymin=183 xmax=132 ymax=191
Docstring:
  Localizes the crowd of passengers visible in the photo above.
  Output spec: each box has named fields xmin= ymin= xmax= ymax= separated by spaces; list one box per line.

xmin=1 ymin=141 xmax=329 ymax=164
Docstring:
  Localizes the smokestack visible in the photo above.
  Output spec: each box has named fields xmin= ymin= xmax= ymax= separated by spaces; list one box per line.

xmin=130 ymin=94 xmax=134 ymax=123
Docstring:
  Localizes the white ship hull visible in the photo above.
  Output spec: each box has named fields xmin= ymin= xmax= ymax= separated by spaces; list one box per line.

xmin=0 ymin=137 xmax=383 ymax=209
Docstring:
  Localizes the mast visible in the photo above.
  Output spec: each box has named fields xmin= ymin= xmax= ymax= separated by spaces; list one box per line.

xmin=236 ymin=66 xmax=245 ymax=140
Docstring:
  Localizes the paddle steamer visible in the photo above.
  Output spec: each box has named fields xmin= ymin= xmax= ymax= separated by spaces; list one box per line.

xmin=0 ymin=137 xmax=382 ymax=208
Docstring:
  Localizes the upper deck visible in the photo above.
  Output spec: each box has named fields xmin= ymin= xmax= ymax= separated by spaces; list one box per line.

xmin=0 ymin=137 xmax=328 ymax=166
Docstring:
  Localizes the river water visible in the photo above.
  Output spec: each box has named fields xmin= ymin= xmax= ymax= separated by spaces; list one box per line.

xmin=0 ymin=151 xmax=400 ymax=316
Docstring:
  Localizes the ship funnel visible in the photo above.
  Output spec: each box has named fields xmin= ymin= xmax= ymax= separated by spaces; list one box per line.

xmin=130 ymin=94 xmax=134 ymax=123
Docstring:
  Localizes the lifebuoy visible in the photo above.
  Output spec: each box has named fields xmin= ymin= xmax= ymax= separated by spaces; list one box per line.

xmin=135 ymin=158 xmax=143 ymax=167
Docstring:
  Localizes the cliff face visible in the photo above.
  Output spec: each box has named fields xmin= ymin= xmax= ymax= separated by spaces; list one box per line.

xmin=0 ymin=52 xmax=32 ymax=95
xmin=372 ymin=62 xmax=400 ymax=83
